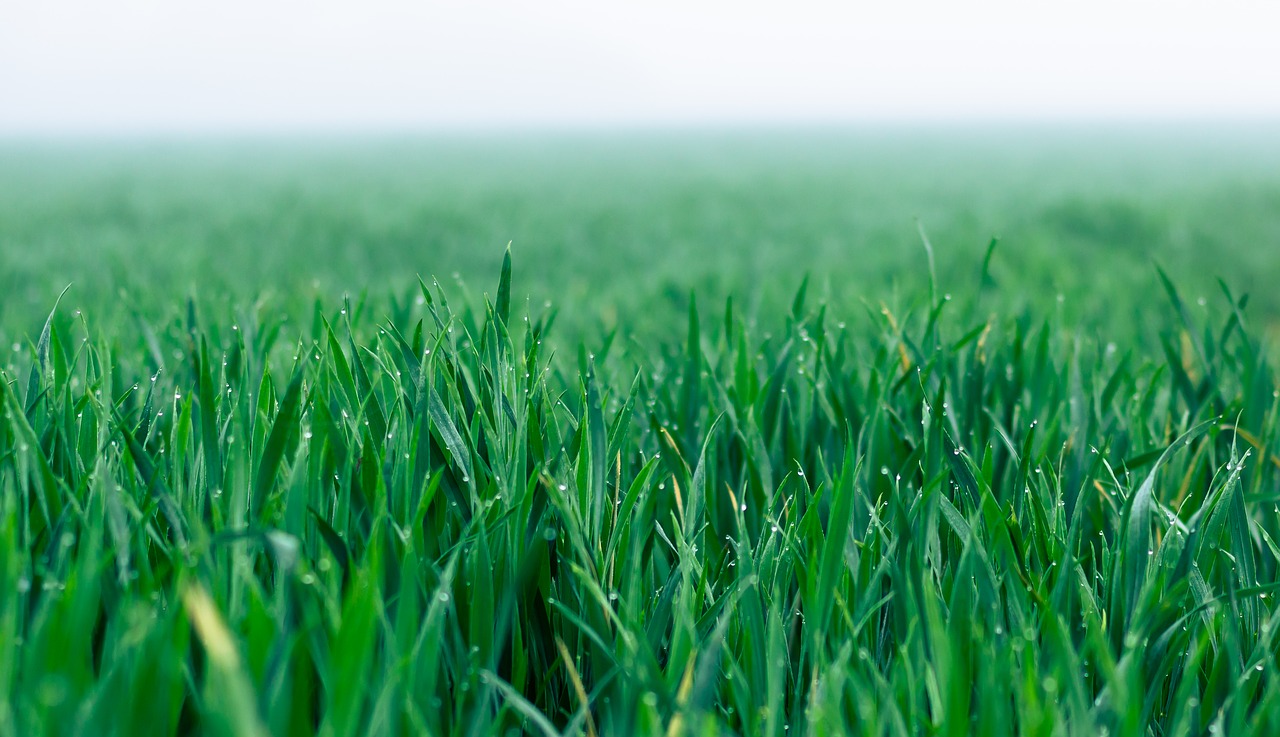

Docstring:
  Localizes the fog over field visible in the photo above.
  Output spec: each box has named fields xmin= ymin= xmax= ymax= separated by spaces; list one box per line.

xmin=3 ymin=1 xmax=1279 ymax=132
xmin=3 ymin=3 xmax=1280 ymax=736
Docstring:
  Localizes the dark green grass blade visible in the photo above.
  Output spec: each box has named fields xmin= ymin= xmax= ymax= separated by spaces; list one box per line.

xmin=251 ymin=365 xmax=305 ymax=521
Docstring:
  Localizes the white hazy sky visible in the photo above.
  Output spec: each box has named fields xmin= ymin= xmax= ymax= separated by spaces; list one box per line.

xmin=1 ymin=1 xmax=1277 ymax=133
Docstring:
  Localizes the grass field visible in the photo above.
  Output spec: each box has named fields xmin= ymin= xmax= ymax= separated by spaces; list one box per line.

xmin=2 ymin=126 xmax=1280 ymax=735
xmin=4 ymin=126 xmax=1280 ymax=340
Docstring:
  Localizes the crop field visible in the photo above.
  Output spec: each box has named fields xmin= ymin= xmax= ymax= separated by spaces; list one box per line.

xmin=2 ymin=127 xmax=1280 ymax=736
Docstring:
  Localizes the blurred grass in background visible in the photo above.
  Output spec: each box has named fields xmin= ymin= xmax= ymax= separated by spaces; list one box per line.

xmin=3 ymin=125 xmax=1278 ymax=346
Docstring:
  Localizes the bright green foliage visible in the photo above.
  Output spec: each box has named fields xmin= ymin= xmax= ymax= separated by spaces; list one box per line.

xmin=2 ymin=253 xmax=1280 ymax=737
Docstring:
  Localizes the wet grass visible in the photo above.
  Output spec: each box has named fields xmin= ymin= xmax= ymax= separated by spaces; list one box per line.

xmin=3 ymin=239 xmax=1280 ymax=735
